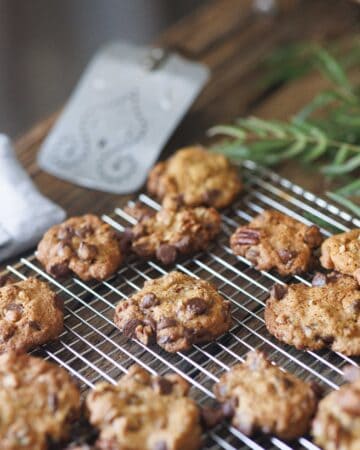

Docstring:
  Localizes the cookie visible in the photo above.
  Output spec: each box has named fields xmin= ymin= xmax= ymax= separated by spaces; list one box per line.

xmin=147 ymin=146 xmax=242 ymax=209
xmin=312 ymin=365 xmax=360 ymax=450
xmin=125 ymin=203 xmax=221 ymax=265
xmin=320 ymin=229 xmax=360 ymax=284
xmin=230 ymin=210 xmax=323 ymax=276
xmin=37 ymin=214 xmax=123 ymax=281
xmin=0 ymin=277 xmax=64 ymax=353
xmin=213 ymin=350 xmax=319 ymax=440
xmin=114 ymin=271 xmax=232 ymax=353
xmin=0 ymin=351 xmax=81 ymax=450
xmin=86 ymin=364 xmax=202 ymax=450
xmin=265 ymin=273 xmax=360 ymax=355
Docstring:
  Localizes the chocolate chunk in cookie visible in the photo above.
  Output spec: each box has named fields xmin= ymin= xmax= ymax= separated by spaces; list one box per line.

xmin=0 ymin=277 xmax=63 ymax=353
xmin=125 ymin=204 xmax=221 ymax=265
xmin=230 ymin=210 xmax=322 ymax=276
xmin=37 ymin=214 xmax=123 ymax=281
xmin=214 ymin=350 xmax=319 ymax=440
xmin=0 ymin=351 xmax=81 ymax=450
xmin=265 ymin=274 xmax=360 ymax=355
xmin=114 ymin=271 xmax=232 ymax=353
xmin=86 ymin=364 xmax=202 ymax=450
xmin=312 ymin=367 xmax=360 ymax=450
xmin=147 ymin=146 xmax=242 ymax=209
xmin=320 ymin=228 xmax=360 ymax=284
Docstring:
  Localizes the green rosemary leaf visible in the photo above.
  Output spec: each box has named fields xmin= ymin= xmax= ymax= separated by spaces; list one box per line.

xmin=334 ymin=179 xmax=360 ymax=197
xmin=295 ymin=90 xmax=341 ymax=122
xmin=326 ymin=191 xmax=360 ymax=217
xmin=314 ymin=48 xmax=354 ymax=94
xmin=322 ymin=153 xmax=360 ymax=175
xmin=302 ymin=212 xmax=344 ymax=233
xmin=207 ymin=125 xmax=247 ymax=140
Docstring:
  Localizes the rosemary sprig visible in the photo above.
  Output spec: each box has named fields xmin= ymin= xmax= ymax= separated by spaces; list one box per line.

xmin=209 ymin=38 xmax=360 ymax=217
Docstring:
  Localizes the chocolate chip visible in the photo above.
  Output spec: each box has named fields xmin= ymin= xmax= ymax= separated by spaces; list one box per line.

xmin=222 ymin=397 xmax=238 ymax=418
xmin=156 ymin=244 xmax=177 ymax=265
xmin=75 ymin=225 xmax=94 ymax=238
xmin=304 ymin=225 xmax=322 ymax=247
xmin=174 ymin=236 xmax=191 ymax=253
xmin=269 ymin=283 xmax=288 ymax=300
xmin=122 ymin=319 xmax=142 ymax=338
xmin=343 ymin=365 xmax=360 ymax=383
xmin=140 ymin=293 xmax=159 ymax=309
xmin=283 ymin=378 xmax=294 ymax=389
xmin=278 ymin=249 xmax=298 ymax=264
xmin=200 ymin=405 xmax=224 ymax=428
xmin=77 ymin=242 xmax=98 ymax=261
xmin=57 ymin=241 xmax=72 ymax=258
xmin=151 ymin=377 xmax=173 ymax=395
xmin=48 ymin=393 xmax=58 ymax=412
xmin=233 ymin=228 xmax=261 ymax=245
xmin=57 ymin=226 xmax=74 ymax=240
xmin=312 ymin=272 xmax=327 ymax=287
xmin=321 ymin=335 xmax=334 ymax=345
xmin=28 ymin=321 xmax=41 ymax=331
xmin=186 ymin=297 xmax=208 ymax=315
xmin=351 ymin=300 xmax=360 ymax=314
xmin=50 ymin=262 xmax=70 ymax=278
xmin=203 ymin=188 xmax=221 ymax=206
xmin=309 ymin=381 xmax=324 ymax=398
xmin=152 ymin=441 xmax=168 ymax=450
xmin=144 ymin=318 xmax=157 ymax=332
xmin=157 ymin=318 xmax=177 ymax=330
xmin=119 ymin=228 xmax=134 ymax=253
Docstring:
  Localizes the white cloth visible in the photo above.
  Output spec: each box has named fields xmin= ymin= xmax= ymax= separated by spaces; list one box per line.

xmin=0 ymin=135 xmax=65 ymax=262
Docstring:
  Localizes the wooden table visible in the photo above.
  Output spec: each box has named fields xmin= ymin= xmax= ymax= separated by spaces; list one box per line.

xmin=7 ymin=0 xmax=360 ymax=266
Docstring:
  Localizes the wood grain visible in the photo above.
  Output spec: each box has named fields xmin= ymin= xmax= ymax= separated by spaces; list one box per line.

xmin=5 ymin=0 xmax=360 ymax=268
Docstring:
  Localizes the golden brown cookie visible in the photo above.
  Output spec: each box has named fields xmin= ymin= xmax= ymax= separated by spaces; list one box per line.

xmin=0 ymin=277 xmax=63 ymax=353
xmin=214 ymin=350 xmax=319 ymax=440
xmin=320 ymin=229 xmax=360 ymax=284
xmin=312 ymin=365 xmax=360 ymax=450
xmin=86 ymin=364 xmax=202 ymax=450
xmin=125 ymin=203 xmax=221 ymax=265
xmin=147 ymin=146 xmax=242 ymax=209
xmin=114 ymin=271 xmax=232 ymax=353
xmin=265 ymin=273 xmax=360 ymax=355
xmin=37 ymin=214 xmax=123 ymax=281
xmin=0 ymin=351 xmax=81 ymax=450
xmin=230 ymin=210 xmax=323 ymax=276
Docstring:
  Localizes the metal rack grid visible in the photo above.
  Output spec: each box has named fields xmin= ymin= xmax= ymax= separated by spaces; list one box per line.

xmin=3 ymin=160 xmax=360 ymax=450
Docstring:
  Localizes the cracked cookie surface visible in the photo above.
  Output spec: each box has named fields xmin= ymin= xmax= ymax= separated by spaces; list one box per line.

xmin=320 ymin=229 xmax=360 ymax=284
xmin=147 ymin=146 xmax=242 ymax=209
xmin=312 ymin=366 xmax=360 ymax=450
xmin=265 ymin=273 xmax=360 ymax=355
xmin=86 ymin=364 xmax=202 ymax=450
xmin=214 ymin=350 xmax=319 ymax=440
xmin=0 ymin=351 xmax=81 ymax=450
xmin=114 ymin=271 xmax=232 ymax=353
xmin=0 ymin=277 xmax=63 ymax=353
xmin=230 ymin=210 xmax=323 ymax=276
xmin=37 ymin=214 xmax=123 ymax=281
xmin=125 ymin=203 xmax=221 ymax=265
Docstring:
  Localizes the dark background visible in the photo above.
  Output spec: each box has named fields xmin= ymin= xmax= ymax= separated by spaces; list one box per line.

xmin=0 ymin=0 xmax=204 ymax=137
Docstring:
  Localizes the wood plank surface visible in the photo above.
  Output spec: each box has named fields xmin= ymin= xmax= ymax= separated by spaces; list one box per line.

xmin=5 ymin=0 xmax=360 ymax=267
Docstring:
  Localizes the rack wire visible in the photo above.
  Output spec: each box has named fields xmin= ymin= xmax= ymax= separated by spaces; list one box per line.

xmin=4 ymin=160 xmax=360 ymax=450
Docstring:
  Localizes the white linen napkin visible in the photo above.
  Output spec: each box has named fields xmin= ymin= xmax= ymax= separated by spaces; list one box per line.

xmin=0 ymin=134 xmax=66 ymax=262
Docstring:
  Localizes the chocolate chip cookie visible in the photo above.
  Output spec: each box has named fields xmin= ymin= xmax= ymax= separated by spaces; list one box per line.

xmin=320 ymin=228 xmax=360 ymax=284
xmin=37 ymin=214 xmax=123 ymax=281
xmin=0 ymin=351 xmax=81 ymax=450
xmin=147 ymin=146 xmax=242 ymax=209
xmin=125 ymin=203 xmax=221 ymax=265
xmin=230 ymin=210 xmax=323 ymax=276
xmin=312 ymin=365 xmax=360 ymax=450
xmin=114 ymin=271 xmax=232 ymax=353
xmin=265 ymin=273 xmax=360 ymax=355
xmin=0 ymin=277 xmax=64 ymax=353
xmin=86 ymin=364 xmax=202 ymax=450
xmin=213 ymin=350 xmax=319 ymax=440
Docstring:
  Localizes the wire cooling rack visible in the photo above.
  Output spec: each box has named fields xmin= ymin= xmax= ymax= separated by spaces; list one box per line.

xmin=3 ymin=160 xmax=360 ymax=450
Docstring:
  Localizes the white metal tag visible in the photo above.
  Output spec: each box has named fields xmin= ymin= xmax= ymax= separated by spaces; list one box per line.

xmin=38 ymin=41 xmax=209 ymax=193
